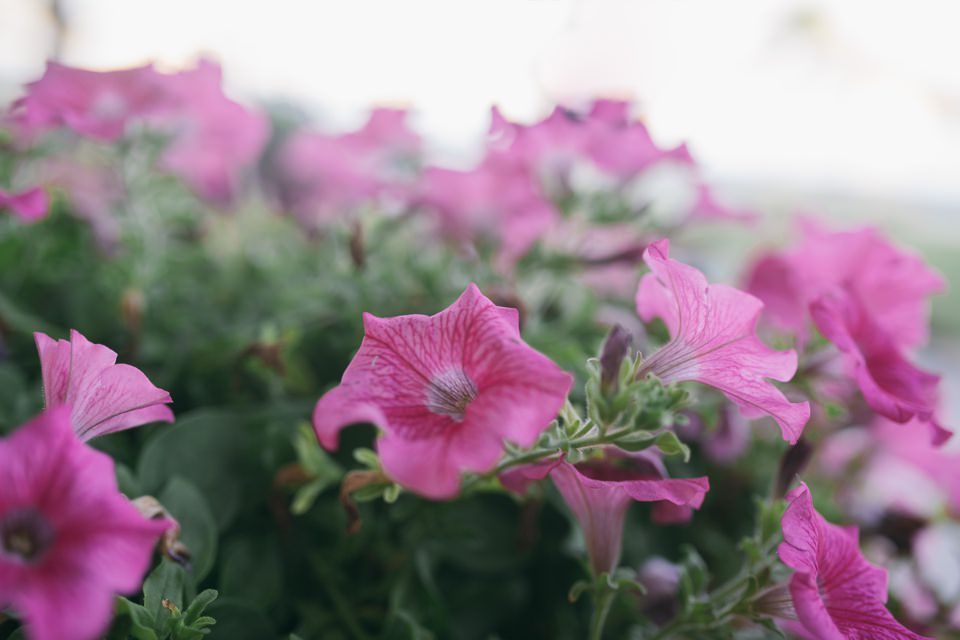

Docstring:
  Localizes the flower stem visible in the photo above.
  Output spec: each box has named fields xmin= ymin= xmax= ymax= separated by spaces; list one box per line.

xmin=588 ymin=584 xmax=616 ymax=640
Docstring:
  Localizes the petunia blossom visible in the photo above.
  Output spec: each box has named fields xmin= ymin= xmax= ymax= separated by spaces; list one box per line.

xmin=0 ymin=187 xmax=49 ymax=223
xmin=11 ymin=62 xmax=168 ymax=141
xmin=810 ymin=288 xmax=950 ymax=446
xmin=280 ymin=108 xmax=421 ymax=229
xmin=778 ymin=482 xmax=930 ymax=639
xmin=0 ymin=407 xmax=169 ymax=640
xmin=34 ymin=329 xmax=174 ymax=441
xmin=747 ymin=218 xmax=945 ymax=350
xmin=416 ymin=157 xmax=557 ymax=268
xmin=635 ymin=239 xmax=810 ymax=443
xmin=152 ymin=59 xmax=269 ymax=203
xmin=312 ymin=284 xmax=573 ymax=499
xmin=502 ymin=450 xmax=709 ymax=575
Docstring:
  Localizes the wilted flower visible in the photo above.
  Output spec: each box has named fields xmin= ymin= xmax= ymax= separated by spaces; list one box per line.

xmin=312 ymin=284 xmax=572 ymax=499
xmin=34 ymin=329 xmax=174 ymax=441
xmin=778 ymin=482 xmax=929 ymax=639
xmin=0 ymin=408 xmax=169 ymax=640
xmin=0 ymin=187 xmax=48 ymax=223
xmin=810 ymin=288 xmax=950 ymax=445
xmin=636 ymin=239 xmax=810 ymax=443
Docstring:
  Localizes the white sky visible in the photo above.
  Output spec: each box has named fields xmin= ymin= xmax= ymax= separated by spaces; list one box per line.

xmin=2 ymin=0 xmax=960 ymax=208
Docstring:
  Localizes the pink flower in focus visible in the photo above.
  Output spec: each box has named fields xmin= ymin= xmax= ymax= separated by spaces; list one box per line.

xmin=0 ymin=408 xmax=169 ymax=640
xmin=503 ymin=450 xmax=708 ymax=575
xmin=636 ymin=239 xmax=810 ymax=443
xmin=778 ymin=482 xmax=930 ymax=639
xmin=416 ymin=157 xmax=557 ymax=267
xmin=810 ymin=288 xmax=950 ymax=445
xmin=281 ymin=108 xmax=421 ymax=228
xmin=312 ymin=284 xmax=573 ymax=499
xmin=154 ymin=60 xmax=269 ymax=203
xmin=34 ymin=330 xmax=174 ymax=441
xmin=747 ymin=218 xmax=945 ymax=350
xmin=12 ymin=62 xmax=167 ymax=141
xmin=0 ymin=187 xmax=48 ymax=223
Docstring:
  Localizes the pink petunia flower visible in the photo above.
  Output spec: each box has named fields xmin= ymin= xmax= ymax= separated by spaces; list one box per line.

xmin=153 ymin=60 xmax=269 ymax=203
xmin=502 ymin=450 xmax=709 ymax=575
xmin=34 ymin=329 xmax=174 ymax=441
xmin=0 ymin=407 xmax=169 ymax=640
xmin=778 ymin=482 xmax=930 ymax=639
xmin=312 ymin=284 xmax=573 ymax=499
xmin=416 ymin=156 xmax=558 ymax=268
xmin=747 ymin=218 xmax=945 ymax=350
xmin=810 ymin=288 xmax=950 ymax=446
xmin=635 ymin=239 xmax=810 ymax=443
xmin=0 ymin=187 xmax=49 ymax=223
xmin=11 ymin=62 xmax=168 ymax=141
xmin=280 ymin=108 xmax=421 ymax=229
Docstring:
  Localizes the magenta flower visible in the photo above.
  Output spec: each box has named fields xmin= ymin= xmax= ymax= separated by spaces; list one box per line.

xmin=312 ymin=284 xmax=573 ymax=499
xmin=810 ymin=288 xmax=950 ymax=445
xmin=12 ymin=62 xmax=167 ymax=141
xmin=636 ymin=239 xmax=810 ymax=443
xmin=0 ymin=187 xmax=49 ymax=223
xmin=34 ymin=330 xmax=174 ymax=441
xmin=778 ymin=482 xmax=930 ymax=640
xmin=416 ymin=157 xmax=557 ymax=267
xmin=0 ymin=407 xmax=169 ymax=640
xmin=154 ymin=60 xmax=269 ymax=203
xmin=503 ymin=450 xmax=708 ymax=575
xmin=280 ymin=108 xmax=421 ymax=228
xmin=747 ymin=218 xmax=944 ymax=350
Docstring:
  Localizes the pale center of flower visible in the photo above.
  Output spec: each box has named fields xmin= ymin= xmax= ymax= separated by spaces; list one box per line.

xmin=1 ymin=507 xmax=55 ymax=564
xmin=425 ymin=369 xmax=478 ymax=422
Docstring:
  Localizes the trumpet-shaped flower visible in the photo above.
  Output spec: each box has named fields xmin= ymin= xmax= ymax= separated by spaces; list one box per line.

xmin=0 ymin=408 xmax=169 ymax=640
xmin=0 ymin=187 xmax=48 ymax=223
xmin=312 ymin=284 xmax=573 ymax=499
xmin=778 ymin=482 xmax=930 ymax=640
xmin=810 ymin=288 xmax=950 ymax=445
xmin=636 ymin=239 xmax=810 ymax=443
xmin=34 ymin=330 xmax=174 ymax=441
xmin=502 ymin=450 xmax=708 ymax=575
xmin=747 ymin=218 xmax=944 ymax=350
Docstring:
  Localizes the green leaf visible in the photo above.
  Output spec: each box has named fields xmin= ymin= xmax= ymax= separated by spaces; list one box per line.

xmin=219 ymin=536 xmax=282 ymax=610
xmin=183 ymin=590 xmax=219 ymax=626
xmin=294 ymin=422 xmax=343 ymax=480
xmin=114 ymin=597 xmax=160 ymax=640
xmin=143 ymin=561 xmax=186 ymax=630
xmin=654 ymin=431 xmax=691 ymax=462
xmin=159 ymin=476 xmax=219 ymax=582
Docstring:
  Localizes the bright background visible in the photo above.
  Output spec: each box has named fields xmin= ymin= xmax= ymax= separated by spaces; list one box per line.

xmin=2 ymin=0 xmax=958 ymax=416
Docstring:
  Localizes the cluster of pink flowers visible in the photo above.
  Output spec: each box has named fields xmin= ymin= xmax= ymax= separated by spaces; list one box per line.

xmin=0 ymin=331 xmax=175 ymax=640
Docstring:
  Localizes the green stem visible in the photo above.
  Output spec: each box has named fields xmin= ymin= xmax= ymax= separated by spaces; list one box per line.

xmin=588 ymin=585 xmax=616 ymax=640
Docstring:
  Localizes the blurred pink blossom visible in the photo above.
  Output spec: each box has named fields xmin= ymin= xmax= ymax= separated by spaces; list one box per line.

xmin=0 ymin=187 xmax=48 ymax=223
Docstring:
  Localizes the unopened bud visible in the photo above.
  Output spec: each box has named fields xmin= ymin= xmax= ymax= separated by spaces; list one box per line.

xmin=132 ymin=495 xmax=191 ymax=566
xmin=599 ymin=325 xmax=633 ymax=395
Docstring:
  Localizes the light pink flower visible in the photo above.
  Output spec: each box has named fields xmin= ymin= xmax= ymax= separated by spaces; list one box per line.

xmin=312 ymin=284 xmax=573 ymax=499
xmin=0 ymin=407 xmax=169 ymax=640
xmin=503 ymin=450 xmax=708 ymax=575
xmin=153 ymin=60 xmax=269 ymax=203
xmin=0 ymin=187 xmax=48 ymax=223
xmin=778 ymin=482 xmax=930 ymax=640
xmin=810 ymin=288 xmax=950 ymax=445
xmin=34 ymin=330 xmax=174 ymax=441
xmin=280 ymin=108 xmax=421 ymax=228
xmin=11 ymin=62 xmax=168 ymax=141
xmin=636 ymin=239 xmax=810 ymax=443
xmin=38 ymin=159 xmax=123 ymax=250
xmin=416 ymin=157 xmax=557 ymax=267
xmin=747 ymin=218 xmax=945 ymax=350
